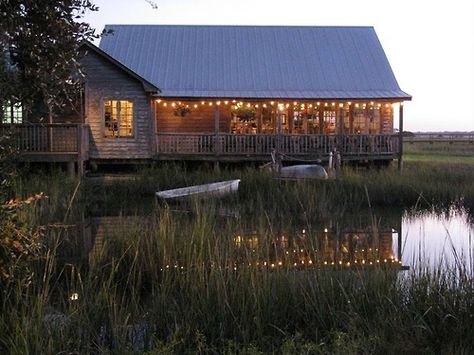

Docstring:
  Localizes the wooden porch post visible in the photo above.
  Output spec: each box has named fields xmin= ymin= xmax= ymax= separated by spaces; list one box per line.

xmin=214 ymin=105 xmax=221 ymax=157
xmin=276 ymin=107 xmax=282 ymax=170
xmin=150 ymin=97 xmax=158 ymax=156
xmin=337 ymin=106 xmax=344 ymax=153
xmin=256 ymin=104 xmax=262 ymax=134
xmin=398 ymin=103 xmax=404 ymax=171
xmin=349 ymin=104 xmax=354 ymax=134
xmin=288 ymin=106 xmax=294 ymax=134
xmin=77 ymin=124 xmax=84 ymax=176
xmin=318 ymin=107 xmax=324 ymax=134
xmin=48 ymin=103 xmax=53 ymax=152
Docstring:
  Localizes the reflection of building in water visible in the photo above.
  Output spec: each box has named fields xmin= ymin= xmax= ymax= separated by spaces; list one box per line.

xmin=234 ymin=225 xmax=402 ymax=269
xmin=58 ymin=212 xmax=404 ymax=270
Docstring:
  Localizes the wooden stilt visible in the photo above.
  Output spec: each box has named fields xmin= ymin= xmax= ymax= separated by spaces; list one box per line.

xmin=67 ymin=161 xmax=75 ymax=177
xmin=398 ymin=104 xmax=404 ymax=171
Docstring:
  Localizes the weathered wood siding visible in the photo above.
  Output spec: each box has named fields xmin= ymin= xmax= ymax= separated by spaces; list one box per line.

xmin=155 ymin=102 xmax=231 ymax=133
xmin=82 ymin=51 xmax=153 ymax=159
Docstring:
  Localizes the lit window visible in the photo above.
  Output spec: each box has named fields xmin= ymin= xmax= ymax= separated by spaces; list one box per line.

xmin=104 ymin=99 xmax=133 ymax=137
xmin=323 ymin=109 xmax=336 ymax=134
xmin=2 ymin=101 xmax=23 ymax=124
xmin=353 ymin=109 xmax=366 ymax=134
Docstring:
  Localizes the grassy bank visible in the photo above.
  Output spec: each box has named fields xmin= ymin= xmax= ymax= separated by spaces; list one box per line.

xmin=404 ymin=141 xmax=474 ymax=165
xmin=2 ymin=158 xmax=474 ymax=353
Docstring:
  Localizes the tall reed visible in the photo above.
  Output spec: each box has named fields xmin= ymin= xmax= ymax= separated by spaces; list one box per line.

xmin=2 ymin=162 xmax=474 ymax=353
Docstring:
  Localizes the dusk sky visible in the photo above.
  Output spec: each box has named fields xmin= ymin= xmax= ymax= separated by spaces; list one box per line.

xmin=84 ymin=0 xmax=474 ymax=132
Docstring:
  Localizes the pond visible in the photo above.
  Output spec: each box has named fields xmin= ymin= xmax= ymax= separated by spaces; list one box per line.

xmin=56 ymin=200 xmax=474 ymax=272
xmin=9 ymin=172 xmax=474 ymax=353
xmin=402 ymin=207 xmax=474 ymax=270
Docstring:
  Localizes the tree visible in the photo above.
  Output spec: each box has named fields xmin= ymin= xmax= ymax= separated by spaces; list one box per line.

xmin=0 ymin=0 xmax=98 ymax=286
xmin=0 ymin=0 xmax=98 ymax=119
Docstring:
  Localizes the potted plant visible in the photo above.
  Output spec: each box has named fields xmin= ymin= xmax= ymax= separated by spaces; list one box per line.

xmin=173 ymin=104 xmax=192 ymax=117
xmin=231 ymin=103 xmax=256 ymax=122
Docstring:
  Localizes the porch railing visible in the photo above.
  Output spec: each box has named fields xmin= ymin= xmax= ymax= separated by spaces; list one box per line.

xmin=1 ymin=123 xmax=89 ymax=159
xmin=156 ymin=133 xmax=399 ymax=158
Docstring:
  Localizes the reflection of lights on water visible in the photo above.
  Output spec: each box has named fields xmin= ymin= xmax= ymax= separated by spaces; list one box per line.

xmin=70 ymin=293 xmax=79 ymax=301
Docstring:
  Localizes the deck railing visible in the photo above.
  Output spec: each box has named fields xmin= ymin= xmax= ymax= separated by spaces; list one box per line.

xmin=1 ymin=123 xmax=79 ymax=152
xmin=1 ymin=123 xmax=89 ymax=160
xmin=156 ymin=133 xmax=399 ymax=159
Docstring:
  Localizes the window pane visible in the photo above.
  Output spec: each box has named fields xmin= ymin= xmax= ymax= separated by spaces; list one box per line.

xmin=323 ymin=110 xmax=336 ymax=134
xmin=2 ymin=101 xmax=22 ymax=124
xmin=104 ymin=99 xmax=118 ymax=137
xmin=104 ymin=99 xmax=133 ymax=138
xmin=353 ymin=109 xmax=366 ymax=134
xmin=368 ymin=108 xmax=380 ymax=134
xmin=2 ymin=104 xmax=11 ymax=124
xmin=119 ymin=100 xmax=133 ymax=137
xmin=12 ymin=102 xmax=22 ymax=124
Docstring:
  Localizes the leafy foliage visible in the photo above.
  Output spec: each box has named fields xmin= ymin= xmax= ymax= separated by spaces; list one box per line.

xmin=0 ymin=194 xmax=45 ymax=284
xmin=0 ymin=129 xmax=45 ymax=286
xmin=0 ymin=0 xmax=98 ymax=284
xmin=231 ymin=103 xmax=257 ymax=121
xmin=0 ymin=0 xmax=98 ymax=113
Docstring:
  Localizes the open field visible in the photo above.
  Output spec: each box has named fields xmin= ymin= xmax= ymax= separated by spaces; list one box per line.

xmin=403 ymin=140 xmax=474 ymax=164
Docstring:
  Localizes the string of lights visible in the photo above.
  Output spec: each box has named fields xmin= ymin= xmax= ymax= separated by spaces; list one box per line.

xmin=155 ymin=99 xmax=400 ymax=110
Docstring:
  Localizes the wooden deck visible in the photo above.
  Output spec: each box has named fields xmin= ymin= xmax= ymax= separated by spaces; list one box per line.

xmin=1 ymin=124 xmax=399 ymax=167
xmin=155 ymin=133 xmax=399 ymax=161
xmin=1 ymin=123 xmax=89 ymax=170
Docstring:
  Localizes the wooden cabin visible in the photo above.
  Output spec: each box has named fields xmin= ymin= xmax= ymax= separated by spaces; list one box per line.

xmin=1 ymin=25 xmax=411 ymax=173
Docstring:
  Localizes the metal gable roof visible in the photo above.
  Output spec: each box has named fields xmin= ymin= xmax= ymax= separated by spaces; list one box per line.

xmin=99 ymin=25 xmax=411 ymax=100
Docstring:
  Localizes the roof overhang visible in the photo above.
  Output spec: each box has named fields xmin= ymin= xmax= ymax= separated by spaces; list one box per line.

xmin=79 ymin=41 xmax=161 ymax=94
xmin=155 ymin=90 xmax=412 ymax=101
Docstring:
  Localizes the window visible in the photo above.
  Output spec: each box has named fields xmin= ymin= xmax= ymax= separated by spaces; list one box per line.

xmin=323 ymin=109 xmax=336 ymax=134
xmin=353 ymin=109 xmax=366 ymax=134
xmin=2 ymin=101 xmax=23 ymax=124
xmin=368 ymin=108 xmax=381 ymax=134
xmin=104 ymin=99 xmax=133 ymax=137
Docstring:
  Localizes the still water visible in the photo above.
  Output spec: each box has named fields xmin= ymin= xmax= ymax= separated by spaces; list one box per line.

xmin=402 ymin=207 xmax=474 ymax=269
xmin=59 ymin=202 xmax=474 ymax=272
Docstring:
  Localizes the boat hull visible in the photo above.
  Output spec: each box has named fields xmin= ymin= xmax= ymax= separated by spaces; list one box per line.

xmin=156 ymin=179 xmax=241 ymax=200
xmin=280 ymin=165 xmax=328 ymax=180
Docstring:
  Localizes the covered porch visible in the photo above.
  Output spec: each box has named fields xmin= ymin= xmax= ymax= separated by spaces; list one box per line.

xmin=154 ymin=98 xmax=404 ymax=162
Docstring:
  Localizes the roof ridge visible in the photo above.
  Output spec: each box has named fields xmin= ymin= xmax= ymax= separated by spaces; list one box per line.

xmin=104 ymin=24 xmax=374 ymax=29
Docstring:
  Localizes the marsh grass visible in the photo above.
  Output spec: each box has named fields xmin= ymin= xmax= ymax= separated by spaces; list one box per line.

xmin=2 ymin=162 xmax=474 ymax=353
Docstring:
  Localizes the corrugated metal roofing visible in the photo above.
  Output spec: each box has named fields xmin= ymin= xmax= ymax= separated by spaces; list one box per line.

xmin=99 ymin=25 xmax=411 ymax=100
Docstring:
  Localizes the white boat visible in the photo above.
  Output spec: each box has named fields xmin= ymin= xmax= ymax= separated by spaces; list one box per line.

xmin=279 ymin=164 xmax=328 ymax=180
xmin=156 ymin=179 xmax=241 ymax=200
